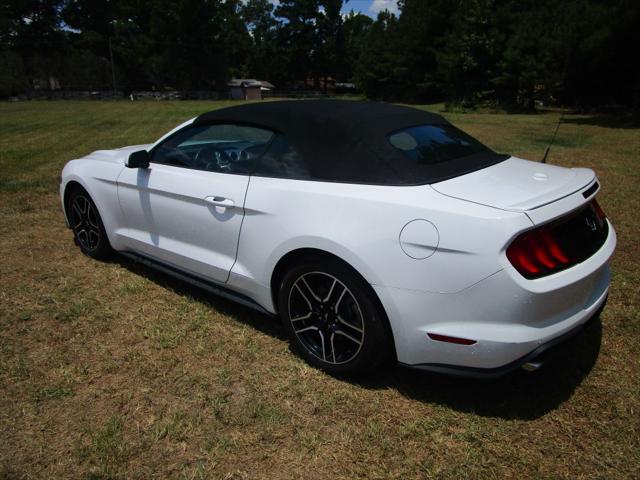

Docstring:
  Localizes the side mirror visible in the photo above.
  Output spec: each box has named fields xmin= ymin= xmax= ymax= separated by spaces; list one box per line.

xmin=126 ymin=150 xmax=150 ymax=169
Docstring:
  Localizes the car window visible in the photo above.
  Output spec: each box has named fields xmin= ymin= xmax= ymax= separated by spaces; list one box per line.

xmin=387 ymin=124 xmax=490 ymax=164
xmin=151 ymin=124 xmax=274 ymax=174
xmin=252 ymin=134 xmax=312 ymax=180
xmin=253 ymin=124 xmax=502 ymax=185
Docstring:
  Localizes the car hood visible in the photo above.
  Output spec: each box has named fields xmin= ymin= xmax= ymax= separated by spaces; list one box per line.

xmin=84 ymin=144 xmax=153 ymax=164
xmin=430 ymin=156 xmax=595 ymax=212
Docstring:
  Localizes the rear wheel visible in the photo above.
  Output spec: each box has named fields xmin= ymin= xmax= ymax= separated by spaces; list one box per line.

xmin=67 ymin=187 xmax=113 ymax=260
xmin=278 ymin=258 xmax=392 ymax=376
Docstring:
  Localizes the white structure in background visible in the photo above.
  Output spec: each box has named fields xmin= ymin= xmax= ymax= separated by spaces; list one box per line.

xmin=228 ymin=79 xmax=275 ymax=100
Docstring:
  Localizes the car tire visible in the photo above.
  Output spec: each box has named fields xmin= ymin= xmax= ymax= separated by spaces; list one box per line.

xmin=66 ymin=186 xmax=113 ymax=260
xmin=278 ymin=257 xmax=392 ymax=376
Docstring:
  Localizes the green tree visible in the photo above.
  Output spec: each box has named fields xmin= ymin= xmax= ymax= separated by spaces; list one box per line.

xmin=3 ymin=0 xmax=67 ymax=93
xmin=397 ymin=0 xmax=456 ymax=102
xmin=356 ymin=10 xmax=404 ymax=100
xmin=340 ymin=12 xmax=373 ymax=82
xmin=275 ymin=0 xmax=323 ymax=87
xmin=0 ymin=50 xmax=26 ymax=96
xmin=315 ymin=0 xmax=344 ymax=90
xmin=558 ymin=0 xmax=640 ymax=109
xmin=141 ymin=0 xmax=249 ymax=90
xmin=62 ymin=0 xmax=250 ymax=91
xmin=437 ymin=0 xmax=498 ymax=108
xmin=241 ymin=0 xmax=283 ymax=83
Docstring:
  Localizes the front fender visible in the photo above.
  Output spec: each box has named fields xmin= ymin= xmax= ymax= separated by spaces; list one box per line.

xmin=59 ymin=159 xmax=126 ymax=250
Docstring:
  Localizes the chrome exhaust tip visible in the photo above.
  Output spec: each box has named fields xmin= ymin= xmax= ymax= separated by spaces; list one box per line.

xmin=521 ymin=361 xmax=544 ymax=372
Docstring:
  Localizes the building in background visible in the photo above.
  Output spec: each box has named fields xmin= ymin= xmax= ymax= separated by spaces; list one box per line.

xmin=228 ymin=79 xmax=275 ymax=100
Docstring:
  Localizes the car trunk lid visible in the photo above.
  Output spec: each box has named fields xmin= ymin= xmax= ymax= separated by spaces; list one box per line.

xmin=431 ymin=157 xmax=595 ymax=212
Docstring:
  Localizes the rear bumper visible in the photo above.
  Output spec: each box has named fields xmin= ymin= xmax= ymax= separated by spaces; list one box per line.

xmin=375 ymin=222 xmax=615 ymax=374
xmin=400 ymin=294 xmax=607 ymax=379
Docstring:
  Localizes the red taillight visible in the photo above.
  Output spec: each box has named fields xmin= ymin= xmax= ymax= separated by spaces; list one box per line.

xmin=507 ymin=200 xmax=608 ymax=279
xmin=506 ymin=199 xmax=606 ymax=279
xmin=507 ymin=222 xmax=572 ymax=279
xmin=507 ymin=238 xmax=542 ymax=275
xmin=540 ymin=230 xmax=569 ymax=264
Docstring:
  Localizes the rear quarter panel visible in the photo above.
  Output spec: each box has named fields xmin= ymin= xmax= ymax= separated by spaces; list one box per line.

xmin=231 ymin=176 xmax=533 ymax=311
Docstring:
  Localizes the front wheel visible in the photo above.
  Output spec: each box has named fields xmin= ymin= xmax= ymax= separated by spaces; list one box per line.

xmin=278 ymin=258 xmax=392 ymax=376
xmin=67 ymin=187 xmax=113 ymax=260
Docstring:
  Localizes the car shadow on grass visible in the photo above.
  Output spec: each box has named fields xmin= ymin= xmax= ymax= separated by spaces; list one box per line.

xmin=355 ymin=316 xmax=603 ymax=420
xmin=114 ymin=254 xmax=602 ymax=421
xmin=114 ymin=255 xmax=286 ymax=341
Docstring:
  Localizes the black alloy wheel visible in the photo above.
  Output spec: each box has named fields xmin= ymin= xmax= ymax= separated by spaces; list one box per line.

xmin=67 ymin=187 xmax=113 ymax=259
xmin=278 ymin=257 xmax=392 ymax=376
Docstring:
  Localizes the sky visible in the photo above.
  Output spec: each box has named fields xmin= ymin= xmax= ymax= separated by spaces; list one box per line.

xmin=341 ymin=0 xmax=400 ymax=17
xmin=266 ymin=1 xmax=401 ymax=18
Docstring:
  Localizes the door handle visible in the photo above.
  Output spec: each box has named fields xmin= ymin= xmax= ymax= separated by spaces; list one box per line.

xmin=204 ymin=196 xmax=235 ymax=208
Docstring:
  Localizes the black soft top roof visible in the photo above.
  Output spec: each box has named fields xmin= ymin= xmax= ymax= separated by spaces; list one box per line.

xmin=194 ymin=100 xmax=501 ymax=185
xmin=195 ymin=99 xmax=449 ymax=133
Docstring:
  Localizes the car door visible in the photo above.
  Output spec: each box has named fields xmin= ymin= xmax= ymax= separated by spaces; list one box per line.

xmin=116 ymin=123 xmax=274 ymax=283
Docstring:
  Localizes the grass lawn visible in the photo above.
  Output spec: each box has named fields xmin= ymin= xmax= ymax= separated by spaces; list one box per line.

xmin=0 ymin=100 xmax=638 ymax=479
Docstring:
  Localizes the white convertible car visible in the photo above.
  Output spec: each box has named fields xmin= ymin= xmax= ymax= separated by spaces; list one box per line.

xmin=60 ymin=100 xmax=616 ymax=377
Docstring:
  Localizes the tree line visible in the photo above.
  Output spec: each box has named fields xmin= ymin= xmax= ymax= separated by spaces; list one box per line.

xmin=2 ymin=0 xmax=638 ymax=110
